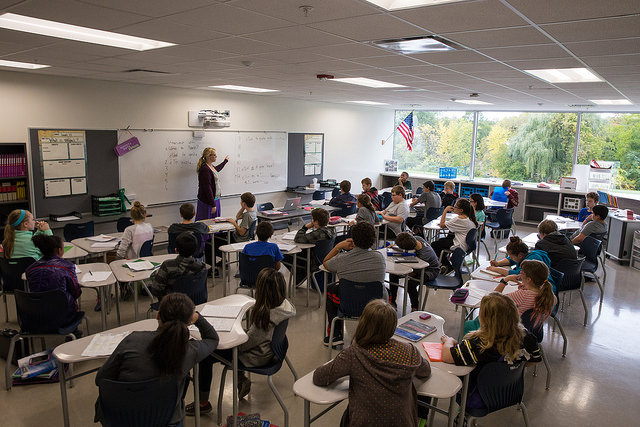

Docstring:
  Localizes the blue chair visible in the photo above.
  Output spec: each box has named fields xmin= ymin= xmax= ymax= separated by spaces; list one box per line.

xmin=97 ymin=377 xmax=179 ymax=427
xmin=425 ymin=206 xmax=444 ymax=223
xmin=140 ymin=239 xmax=154 ymax=257
xmin=6 ymin=290 xmax=88 ymax=390
xmin=485 ymin=208 xmax=514 ymax=256
xmin=258 ymin=202 xmax=288 ymax=230
xmin=439 ymin=228 xmax=478 ymax=273
xmin=331 ymin=187 xmax=340 ymax=198
xmin=237 ymin=253 xmax=275 ymax=296
xmin=415 ymin=187 xmax=423 ymax=196
xmin=340 ymin=202 xmax=357 ymax=217
xmin=521 ymin=308 xmax=551 ymax=389
xmin=312 ymin=191 xmax=325 ymax=200
xmin=167 ymin=231 xmax=204 ymax=259
xmin=215 ymin=320 xmax=298 ymax=427
xmin=63 ymin=221 xmax=95 ymax=241
xmin=309 ymin=237 xmax=336 ymax=307
xmin=248 ymin=219 xmax=257 ymax=240
xmin=147 ymin=269 xmax=208 ymax=316
xmin=420 ymin=248 xmax=466 ymax=310
xmin=116 ymin=217 xmax=133 ymax=232
xmin=579 ymin=236 xmax=604 ymax=302
xmin=589 ymin=232 xmax=608 ymax=285
xmin=462 ymin=361 xmax=530 ymax=427
xmin=380 ymin=192 xmax=392 ymax=210
xmin=549 ymin=267 xmax=568 ymax=356
xmin=327 ymin=279 xmax=384 ymax=360
xmin=0 ymin=257 xmax=36 ymax=322
xmin=554 ymin=257 xmax=588 ymax=326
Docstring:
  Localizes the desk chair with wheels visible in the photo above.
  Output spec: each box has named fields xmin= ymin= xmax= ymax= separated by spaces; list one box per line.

xmin=420 ymin=248 xmax=465 ymax=311
xmin=461 ymin=361 xmax=530 ymax=427
xmin=63 ymin=221 xmax=95 ymax=242
xmin=97 ymin=377 xmax=179 ymax=427
xmin=147 ymin=269 xmax=208 ymax=317
xmin=548 ymin=268 xmax=568 ymax=357
xmin=579 ymin=236 xmax=604 ymax=302
xmin=0 ymin=257 xmax=36 ymax=322
xmin=116 ymin=217 xmax=134 ymax=232
xmin=215 ymin=319 xmax=298 ymax=427
xmin=258 ymin=202 xmax=289 ymax=230
xmin=521 ymin=309 xmax=551 ymax=389
xmin=309 ymin=237 xmax=335 ymax=307
xmin=237 ymin=253 xmax=275 ymax=296
xmin=554 ymin=257 xmax=588 ymax=326
xmin=327 ymin=279 xmax=384 ymax=360
xmin=484 ymin=208 xmax=514 ymax=256
xmin=5 ymin=289 xmax=89 ymax=390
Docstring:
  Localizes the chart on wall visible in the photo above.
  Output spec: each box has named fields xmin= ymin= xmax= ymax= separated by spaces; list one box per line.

xmin=119 ymin=130 xmax=287 ymax=206
xmin=38 ymin=130 xmax=87 ymax=198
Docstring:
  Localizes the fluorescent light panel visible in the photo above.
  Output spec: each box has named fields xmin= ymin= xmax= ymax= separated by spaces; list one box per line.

xmin=0 ymin=59 xmax=49 ymax=69
xmin=209 ymin=85 xmax=278 ymax=93
xmin=347 ymin=101 xmax=389 ymax=105
xmin=373 ymin=36 xmax=456 ymax=54
xmin=589 ymin=99 xmax=633 ymax=105
xmin=454 ymin=100 xmax=492 ymax=105
xmin=332 ymin=77 xmax=405 ymax=88
xmin=364 ymin=0 xmax=465 ymax=11
xmin=524 ymin=67 xmax=603 ymax=83
xmin=0 ymin=13 xmax=174 ymax=51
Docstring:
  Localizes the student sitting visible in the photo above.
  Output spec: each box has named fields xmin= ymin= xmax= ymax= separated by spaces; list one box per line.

xmin=571 ymin=205 xmax=608 ymax=244
xmin=150 ymin=232 xmax=207 ymax=301
xmin=313 ymin=299 xmax=431 ymax=427
xmin=534 ymin=219 xmax=577 ymax=267
xmin=96 ymin=293 xmax=219 ymax=426
xmin=469 ymin=193 xmax=486 ymax=224
xmin=294 ymin=207 xmax=335 ymax=244
xmin=361 ymin=177 xmax=381 ymax=210
xmin=3 ymin=209 xmax=52 ymax=260
xmin=431 ymin=199 xmax=478 ymax=275
xmin=440 ymin=293 xmax=541 ymax=411
xmin=377 ymin=185 xmax=409 ymax=239
xmin=491 ymin=179 xmax=519 ymax=209
xmin=329 ymin=180 xmax=357 ymax=213
xmin=487 ymin=236 xmax=554 ymax=290
xmin=117 ymin=201 xmax=154 ymax=259
xmin=226 ymin=192 xmax=257 ymax=243
xmin=577 ymin=191 xmax=599 ymax=224
xmin=323 ymin=222 xmax=386 ymax=346
xmin=187 ymin=268 xmax=295 ymax=414
xmin=168 ymin=203 xmax=209 ymax=257
xmin=388 ymin=232 xmax=440 ymax=312
xmin=398 ymin=171 xmax=412 ymax=191
xmin=243 ymin=222 xmax=284 ymax=271
xmin=439 ymin=181 xmax=458 ymax=208
xmin=351 ymin=194 xmax=379 ymax=225
xmin=407 ymin=180 xmax=442 ymax=232
xmin=25 ymin=234 xmax=81 ymax=326
xmin=464 ymin=260 xmax=556 ymax=335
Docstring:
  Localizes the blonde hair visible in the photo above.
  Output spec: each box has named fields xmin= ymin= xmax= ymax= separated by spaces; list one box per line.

xmin=444 ymin=181 xmax=455 ymax=190
xmin=466 ymin=293 xmax=525 ymax=362
xmin=130 ymin=201 xmax=146 ymax=221
xmin=196 ymin=147 xmax=215 ymax=172
xmin=520 ymin=260 xmax=555 ymax=326
xmin=354 ymin=299 xmax=397 ymax=347
xmin=3 ymin=209 xmax=32 ymax=258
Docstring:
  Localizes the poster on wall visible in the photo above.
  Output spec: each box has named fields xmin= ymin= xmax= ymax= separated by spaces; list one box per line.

xmin=303 ymin=134 xmax=323 ymax=176
xmin=38 ymin=130 xmax=88 ymax=197
xmin=384 ymin=159 xmax=398 ymax=172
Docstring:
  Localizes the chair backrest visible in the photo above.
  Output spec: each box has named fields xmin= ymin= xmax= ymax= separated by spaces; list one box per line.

xmin=248 ymin=220 xmax=257 ymax=240
xmin=331 ymin=187 xmax=341 ymax=198
xmin=98 ymin=377 xmax=178 ymax=427
xmin=257 ymin=202 xmax=274 ymax=212
xmin=337 ymin=279 xmax=383 ymax=317
xmin=239 ymin=253 xmax=275 ymax=288
xmin=341 ymin=203 xmax=357 ymax=217
xmin=313 ymin=191 xmax=325 ymax=200
xmin=0 ymin=257 xmax=36 ymax=292
xmin=475 ymin=361 xmax=526 ymax=414
xmin=380 ymin=192 xmax=393 ymax=210
xmin=312 ymin=237 xmax=335 ymax=266
xmin=553 ymin=257 xmax=584 ymax=292
xmin=167 ymin=232 xmax=204 ymax=259
xmin=270 ymin=319 xmax=290 ymax=363
xmin=117 ymin=217 xmax=134 ymax=232
xmin=549 ymin=267 xmax=564 ymax=316
xmin=14 ymin=289 xmax=70 ymax=334
xmin=63 ymin=221 xmax=95 ymax=241
xmin=464 ymin=227 xmax=477 ymax=255
xmin=496 ymin=208 xmax=514 ymax=229
xmin=520 ymin=308 xmax=543 ymax=343
xmin=415 ymin=187 xmax=423 ymax=196
xmin=140 ymin=239 xmax=154 ymax=257
xmin=579 ymin=235 xmax=601 ymax=266
xmin=425 ymin=207 xmax=444 ymax=222
xmin=172 ymin=269 xmax=208 ymax=305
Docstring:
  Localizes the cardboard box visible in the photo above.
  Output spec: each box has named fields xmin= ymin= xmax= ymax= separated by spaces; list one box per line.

xmin=560 ymin=176 xmax=577 ymax=190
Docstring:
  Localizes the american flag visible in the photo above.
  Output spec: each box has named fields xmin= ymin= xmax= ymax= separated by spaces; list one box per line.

xmin=397 ymin=112 xmax=414 ymax=151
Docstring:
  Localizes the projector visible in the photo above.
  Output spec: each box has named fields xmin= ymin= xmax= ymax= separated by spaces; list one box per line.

xmin=188 ymin=109 xmax=231 ymax=128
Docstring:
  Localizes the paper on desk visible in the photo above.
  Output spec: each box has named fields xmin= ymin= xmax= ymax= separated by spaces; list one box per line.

xmin=230 ymin=242 xmax=248 ymax=250
xmin=81 ymin=271 xmax=112 ymax=282
xmin=308 ymin=199 xmax=326 ymax=205
xmin=81 ymin=332 xmax=131 ymax=357
xmin=189 ymin=317 xmax=235 ymax=333
xmin=277 ymin=243 xmax=296 ymax=252
xmin=481 ymin=269 xmax=503 ymax=277
xmin=281 ymin=231 xmax=297 ymax=240
xmin=91 ymin=241 xmax=118 ymax=248
xmin=125 ymin=260 xmax=155 ymax=271
xmin=56 ymin=216 xmax=81 ymax=222
xmin=201 ymin=305 xmax=243 ymax=318
xmin=87 ymin=234 xmax=116 ymax=242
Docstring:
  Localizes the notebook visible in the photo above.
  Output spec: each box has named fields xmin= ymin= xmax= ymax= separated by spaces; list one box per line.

xmin=394 ymin=319 xmax=436 ymax=342
xmin=422 ymin=342 xmax=443 ymax=362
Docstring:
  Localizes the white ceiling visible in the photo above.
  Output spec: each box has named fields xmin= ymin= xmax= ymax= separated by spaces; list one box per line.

xmin=1 ymin=0 xmax=640 ymax=111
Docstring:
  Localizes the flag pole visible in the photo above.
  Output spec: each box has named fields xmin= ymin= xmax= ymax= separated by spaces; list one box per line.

xmin=382 ymin=111 xmax=414 ymax=145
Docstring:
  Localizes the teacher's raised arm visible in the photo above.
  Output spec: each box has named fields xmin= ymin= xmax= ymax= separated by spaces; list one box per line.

xmin=196 ymin=147 xmax=229 ymax=221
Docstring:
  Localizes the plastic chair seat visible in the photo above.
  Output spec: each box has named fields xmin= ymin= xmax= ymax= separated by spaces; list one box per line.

xmin=581 ymin=260 xmax=597 ymax=273
xmin=424 ymin=275 xmax=460 ymax=290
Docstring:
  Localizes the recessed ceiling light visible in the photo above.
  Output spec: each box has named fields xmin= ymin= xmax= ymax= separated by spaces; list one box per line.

xmin=332 ymin=77 xmax=405 ymax=88
xmin=0 ymin=13 xmax=175 ymax=51
xmin=589 ymin=99 xmax=632 ymax=105
xmin=523 ymin=67 xmax=603 ymax=83
xmin=0 ymin=59 xmax=49 ymax=69
xmin=372 ymin=36 xmax=457 ymax=54
xmin=364 ymin=0 xmax=466 ymax=11
xmin=347 ymin=101 xmax=390 ymax=105
xmin=453 ymin=100 xmax=492 ymax=105
xmin=209 ymin=85 xmax=279 ymax=93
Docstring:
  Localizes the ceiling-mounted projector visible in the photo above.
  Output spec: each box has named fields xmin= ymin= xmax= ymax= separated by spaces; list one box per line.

xmin=188 ymin=109 xmax=231 ymax=128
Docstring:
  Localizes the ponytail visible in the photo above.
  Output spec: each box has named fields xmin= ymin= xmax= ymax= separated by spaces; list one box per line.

xmin=455 ymin=199 xmax=478 ymax=227
xmin=357 ymin=193 xmax=375 ymax=213
xmin=533 ymin=279 xmax=555 ymax=327
xmin=506 ymin=236 xmax=528 ymax=257
xmin=3 ymin=209 xmax=31 ymax=259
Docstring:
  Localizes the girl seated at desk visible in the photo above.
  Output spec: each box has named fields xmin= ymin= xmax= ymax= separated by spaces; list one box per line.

xmin=430 ymin=199 xmax=478 ymax=275
xmin=487 ymin=236 xmax=554 ymax=289
xmin=117 ymin=201 xmax=154 ymax=259
xmin=313 ymin=299 xmax=431 ymax=427
xmin=2 ymin=209 xmax=52 ymax=260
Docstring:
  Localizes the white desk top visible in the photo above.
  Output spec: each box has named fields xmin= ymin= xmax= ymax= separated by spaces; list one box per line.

xmin=376 ymin=249 xmax=413 ymax=275
xmin=455 ymin=279 xmax=518 ymax=309
xmin=219 ymin=239 xmax=302 ymax=255
xmin=272 ymin=235 xmax=315 ymax=250
xmin=423 ymin=213 xmax=457 ymax=230
xmin=498 ymin=232 xmax=579 ymax=254
xmin=198 ymin=219 xmax=236 ymax=234
xmin=109 ymin=254 xmax=177 ymax=283
xmin=193 ymin=294 xmax=255 ymax=350
xmin=71 ymin=232 xmax=123 ymax=254
xmin=76 ymin=262 xmax=116 ymax=289
xmin=63 ymin=242 xmax=88 ymax=259
xmin=484 ymin=198 xmax=507 ymax=208
xmin=544 ymin=214 xmax=582 ymax=230
xmin=380 ymin=248 xmax=429 ymax=273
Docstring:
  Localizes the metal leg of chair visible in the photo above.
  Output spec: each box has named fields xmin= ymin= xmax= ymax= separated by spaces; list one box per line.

xmin=267 ymin=375 xmax=289 ymax=427
xmin=217 ymin=365 xmax=229 ymax=426
xmin=481 ymin=240 xmax=491 ymax=261
xmin=519 ymin=402 xmax=531 ymax=427
xmin=5 ymin=334 xmax=19 ymax=390
xmin=551 ymin=314 xmax=568 ymax=357
xmin=3 ymin=294 xmax=8 ymax=323
xmin=578 ymin=290 xmax=589 ymax=326
xmin=420 ymin=288 xmax=430 ymax=311
xmin=540 ymin=345 xmax=551 ymax=389
xmin=284 ymin=355 xmax=299 ymax=381
xmin=594 ymin=274 xmax=604 ymax=302
xmin=327 ymin=317 xmax=338 ymax=361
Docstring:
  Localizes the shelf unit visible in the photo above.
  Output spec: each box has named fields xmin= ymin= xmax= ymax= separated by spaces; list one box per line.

xmin=0 ymin=143 xmax=31 ymax=226
xmin=523 ymin=190 xmax=559 ymax=223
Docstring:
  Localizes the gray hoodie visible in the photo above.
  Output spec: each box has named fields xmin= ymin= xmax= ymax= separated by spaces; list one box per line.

xmin=239 ymin=299 xmax=296 ymax=367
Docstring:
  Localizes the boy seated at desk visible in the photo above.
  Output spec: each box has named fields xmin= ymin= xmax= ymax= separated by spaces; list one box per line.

xmin=398 ymin=171 xmax=412 ymax=191
xmin=377 ymin=185 xmax=409 ymax=239
xmin=534 ymin=219 xmax=577 ymax=268
xmin=571 ymin=205 xmax=608 ymax=244
xmin=168 ymin=203 xmax=209 ymax=257
xmin=361 ymin=177 xmax=381 ymax=210
xmin=226 ymin=192 xmax=257 ymax=243
xmin=329 ymin=179 xmax=357 ymax=211
xmin=150 ymin=232 xmax=207 ymax=301
xmin=242 ymin=222 xmax=283 ymax=271
xmin=406 ymin=180 xmax=442 ymax=232
xmin=577 ymin=192 xmax=599 ymax=224
xmin=440 ymin=180 xmax=459 ymax=208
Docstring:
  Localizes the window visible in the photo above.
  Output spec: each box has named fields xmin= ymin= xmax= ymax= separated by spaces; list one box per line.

xmin=578 ymin=113 xmax=640 ymax=192
xmin=393 ymin=110 xmax=473 ymax=178
xmin=475 ymin=112 xmax=577 ymax=184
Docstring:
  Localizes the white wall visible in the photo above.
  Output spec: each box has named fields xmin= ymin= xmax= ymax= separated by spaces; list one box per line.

xmin=0 ymin=70 xmax=394 ymax=222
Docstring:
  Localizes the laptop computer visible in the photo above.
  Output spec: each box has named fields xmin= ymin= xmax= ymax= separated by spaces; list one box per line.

xmin=282 ymin=197 xmax=301 ymax=211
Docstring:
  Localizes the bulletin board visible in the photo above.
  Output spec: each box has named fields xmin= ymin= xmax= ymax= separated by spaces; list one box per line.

xmin=288 ymin=132 xmax=324 ymax=187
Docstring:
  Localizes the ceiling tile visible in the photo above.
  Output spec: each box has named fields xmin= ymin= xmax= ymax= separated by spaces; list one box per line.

xmin=307 ymin=42 xmax=388 ymax=59
xmin=245 ymin=26 xmax=347 ymax=49
xmin=506 ymin=57 xmax=584 ymax=69
xmin=445 ymin=62 xmax=516 ymax=73
xmin=249 ymin=49 xmax=329 ymax=65
xmin=80 ymin=0 xmax=214 ymax=18
xmin=542 ymin=15 xmax=640 ymax=43
xmin=309 ymin=14 xmax=426 ymax=42
xmin=564 ymin=38 xmax=640 ymax=57
xmin=480 ymin=44 xmax=569 ymax=61
xmin=227 ymin=0 xmax=380 ymax=24
xmin=443 ymin=26 xmax=551 ymax=49
xmin=504 ymin=0 xmax=640 ymax=25
xmin=351 ymin=55 xmax=424 ymax=68
xmin=190 ymin=37 xmax=283 ymax=55
xmin=113 ymin=17 xmax=227 ymax=45
xmin=409 ymin=50 xmax=491 ymax=64
xmin=583 ymin=54 xmax=640 ymax=68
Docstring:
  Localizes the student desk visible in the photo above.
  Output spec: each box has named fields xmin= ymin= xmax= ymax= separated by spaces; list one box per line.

xmin=483 ymin=197 xmax=507 ymax=208
xmin=109 ymin=254 xmax=177 ymax=321
xmin=256 ymin=205 xmax=340 ymax=226
xmin=423 ymin=213 xmax=457 ymax=242
xmin=273 ymin=234 xmax=318 ymax=303
xmin=76 ymin=263 xmax=117 ymax=331
xmin=381 ymin=250 xmax=429 ymax=316
xmin=62 ymin=242 xmax=88 ymax=262
xmin=71 ymin=232 xmax=123 ymax=263
xmin=544 ymin=214 xmax=582 ymax=231
xmin=197 ymin=218 xmax=235 ymax=283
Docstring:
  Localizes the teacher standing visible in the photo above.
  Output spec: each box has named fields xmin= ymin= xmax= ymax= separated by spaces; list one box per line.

xmin=196 ymin=147 xmax=229 ymax=222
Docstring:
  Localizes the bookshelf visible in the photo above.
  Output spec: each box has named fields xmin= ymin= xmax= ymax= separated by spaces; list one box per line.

xmin=0 ymin=143 xmax=31 ymax=226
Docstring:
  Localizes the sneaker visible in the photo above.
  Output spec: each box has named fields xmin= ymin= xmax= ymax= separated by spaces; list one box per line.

xmin=323 ymin=334 xmax=344 ymax=347
xmin=238 ymin=373 xmax=251 ymax=400
xmin=185 ymin=401 xmax=212 ymax=416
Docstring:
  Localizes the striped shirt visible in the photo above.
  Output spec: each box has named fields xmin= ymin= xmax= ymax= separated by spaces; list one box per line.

xmin=507 ymin=289 xmax=538 ymax=315
xmin=450 ymin=334 xmax=541 ymax=367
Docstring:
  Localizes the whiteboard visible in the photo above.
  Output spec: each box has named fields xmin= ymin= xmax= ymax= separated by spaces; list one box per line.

xmin=119 ymin=130 xmax=287 ymax=205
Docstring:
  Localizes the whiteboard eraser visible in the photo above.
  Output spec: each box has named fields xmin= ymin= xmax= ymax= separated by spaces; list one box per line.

xmin=193 ymin=130 xmax=205 ymax=138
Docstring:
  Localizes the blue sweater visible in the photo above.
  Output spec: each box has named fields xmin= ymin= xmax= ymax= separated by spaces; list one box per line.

xmin=508 ymin=250 xmax=556 ymax=291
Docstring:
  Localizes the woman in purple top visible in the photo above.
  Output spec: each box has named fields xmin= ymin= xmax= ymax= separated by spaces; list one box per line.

xmin=25 ymin=234 xmax=81 ymax=325
xmin=196 ymin=147 xmax=229 ymax=222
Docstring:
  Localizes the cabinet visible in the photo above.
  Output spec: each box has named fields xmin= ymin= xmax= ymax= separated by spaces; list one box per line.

xmin=0 ymin=143 xmax=31 ymax=226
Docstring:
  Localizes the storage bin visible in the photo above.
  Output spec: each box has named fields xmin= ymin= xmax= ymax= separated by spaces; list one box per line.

xmin=439 ymin=167 xmax=457 ymax=179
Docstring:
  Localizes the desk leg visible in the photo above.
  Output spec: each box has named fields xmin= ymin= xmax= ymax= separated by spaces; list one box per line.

xmin=133 ymin=282 xmax=139 ymax=321
xmin=402 ymin=274 xmax=409 ymax=317
xmin=304 ymin=399 xmax=311 ymax=427
xmin=383 ymin=224 xmax=388 ymax=246
xmin=322 ymin=271 xmax=328 ymax=337
xmin=58 ymin=362 xmax=70 ymax=427
xmin=232 ymin=348 xmax=239 ymax=427
xmin=458 ymin=306 xmax=467 ymax=343
xmin=305 ymin=248 xmax=311 ymax=300
xmin=99 ymin=287 xmax=107 ymax=330
xmin=114 ymin=282 xmax=121 ymax=326
xmin=447 ymin=396 xmax=456 ymax=427
xmin=291 ymin=254 xmax=297 ymax=299
xmin=418 ymin=269 xmax=425 ymax=311
xmin=194 ymin=363 xmax=200 ymax=427
xmin=222 ymin=251 xmax=227 ymax=296
xmin=457 ymin=374 xmax=470 ymax=427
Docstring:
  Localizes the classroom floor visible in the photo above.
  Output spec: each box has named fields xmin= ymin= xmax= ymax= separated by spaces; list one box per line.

xmin=1 ymin=224 xmax=638 ymax=427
